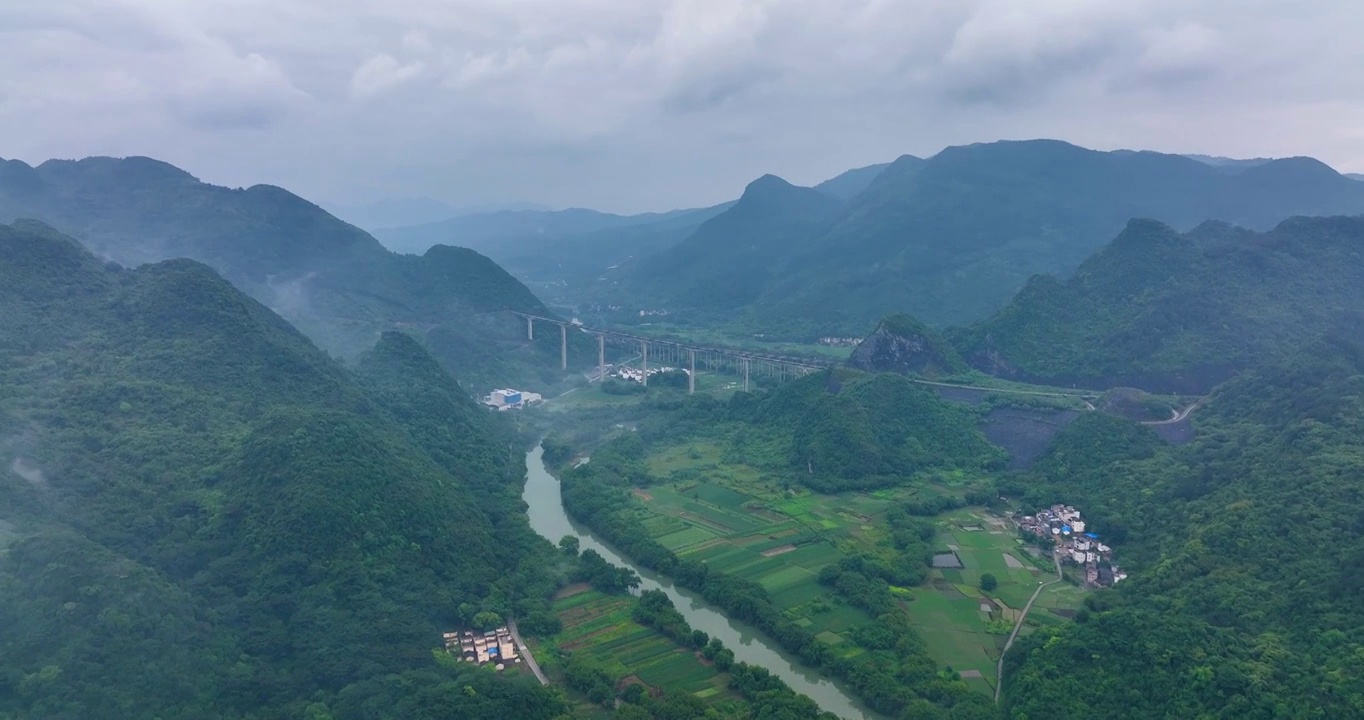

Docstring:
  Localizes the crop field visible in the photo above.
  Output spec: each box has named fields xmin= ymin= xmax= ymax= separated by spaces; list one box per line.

xmin=542 ymin=588 xmax=737 ymax=706
xmin=629 ymin=442 xmax=1090 ymax=695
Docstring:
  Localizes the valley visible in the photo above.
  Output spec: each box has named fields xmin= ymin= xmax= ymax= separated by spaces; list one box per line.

xmin=4 ymin=138 xmax=1363 ymax=720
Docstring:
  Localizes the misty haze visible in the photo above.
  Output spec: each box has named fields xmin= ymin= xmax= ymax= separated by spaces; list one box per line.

xmin=3 ymin=3 xmax=1363 ymax=720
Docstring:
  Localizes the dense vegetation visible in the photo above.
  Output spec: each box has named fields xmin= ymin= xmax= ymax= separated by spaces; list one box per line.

xmin=1000 ymin=319 xmax=1364 ymax=717
xmin=559 ymin=437 xmax=995 ymax=718
xmin=0 ymin=222 xmax=569 ymax=718
xmin=591 ymin=140 xmax=1364 ymax=338
xmin=0 ymin=155 xmax=592 ymax=391
xmin=952 ymin=216 xmax=1364 ymax=393
xmin=846 ymin=313 xmax=968 ymax=379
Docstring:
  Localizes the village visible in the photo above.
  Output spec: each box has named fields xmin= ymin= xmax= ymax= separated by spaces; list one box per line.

xmin=1016 ymin=504 xmax=1128 ymax=587
xmin=443 ymin=627 xmax=523 ymax=670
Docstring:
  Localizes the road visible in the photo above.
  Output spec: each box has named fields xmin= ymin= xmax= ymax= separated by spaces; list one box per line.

xmin=994 ymin=552 xmax=1064 ymax=704
xmin=506 ymin=618 xmax=548 ymax=686
xmin=1140 ymin=398 xmax=1205 ymax=425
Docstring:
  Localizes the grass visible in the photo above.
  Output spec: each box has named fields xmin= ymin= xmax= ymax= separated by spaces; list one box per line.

xmin=537 ymin=589 xmax=743 ymax=710
xmin=620 ymin=440 xmax=1091 ymax=696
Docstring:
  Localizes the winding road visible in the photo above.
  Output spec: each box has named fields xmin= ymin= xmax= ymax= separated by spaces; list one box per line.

xmin=1140 ymin=398 xmax=1205 ymax=425
xmin=994 ymin=552 xmax=1064 ymax=704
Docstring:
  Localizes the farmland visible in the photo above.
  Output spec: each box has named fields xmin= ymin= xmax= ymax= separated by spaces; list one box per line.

xmin=627 ymin=443 xmax=1088 ymax=694
xmin=535 ymin=587 xmax=742 ymax=711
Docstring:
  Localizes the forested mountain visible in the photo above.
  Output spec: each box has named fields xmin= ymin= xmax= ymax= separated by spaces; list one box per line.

xmin=725 ymin=369 xmax=1005 ymax=492
xmin=952 ymin=216 xmax=1364 ymax=393
xmin=605 ymin=140 xmax=1364 ymax=338
xmin=811 ymin=162 xmax=892 ymax=200
xmin=0 ymin=221 xmax=567 ymax=718
xmin=619 ymin=175 xmax=844 ymax=310
xmin=846 ymin=313 xmax=967 ymax=378
xmin=0 ymin=155 xmax=583 ymax=391
xmin=1001 ymin=317 xmax=1364 ymax=717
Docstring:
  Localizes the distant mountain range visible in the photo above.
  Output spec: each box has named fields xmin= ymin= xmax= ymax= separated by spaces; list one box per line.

xmin=324 ymin=196 xmax=552 ymax=233
xmin=597 ymin=140 xmax=1364 ymax=336
xmin=0 ymin=155 xmax=586 ymax=391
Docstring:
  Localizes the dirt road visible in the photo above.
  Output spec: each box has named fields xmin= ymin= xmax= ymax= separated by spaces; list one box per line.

xmin=995 ymin=552 xmax=1063 ymax=704
xmin=506 ymin=618 xmax=548 ymax=686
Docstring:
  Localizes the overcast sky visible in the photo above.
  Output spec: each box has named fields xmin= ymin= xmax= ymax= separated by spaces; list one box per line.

xmin=5 ymin=0 xmax=1364 ymax=214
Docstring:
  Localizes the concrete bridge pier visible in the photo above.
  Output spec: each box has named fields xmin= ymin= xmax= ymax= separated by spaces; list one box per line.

xmin=688 ymin=349 xmax=696 ymax=394
xmin=526 ymin=316 xmax=534 ymax=341
xmin=560 ymin=324 xmax=567 ymax=370
xmin=597 ymin=334 xmax=605 ymax=382
xmin=743 ymin=358 xmax=750 ymax=392
xmin=641 ymin=340 xmax=649 ymax=387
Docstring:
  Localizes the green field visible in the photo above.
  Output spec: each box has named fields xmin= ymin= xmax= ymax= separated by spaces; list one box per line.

xmin=628 ymin=443 xmax=1088 ymax=694
xmin=537 ymin=588 xmax=740 ymax=708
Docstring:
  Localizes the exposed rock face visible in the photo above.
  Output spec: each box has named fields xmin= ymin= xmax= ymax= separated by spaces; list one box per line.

xmin=846 ymin=314 xmax=966 ymax=377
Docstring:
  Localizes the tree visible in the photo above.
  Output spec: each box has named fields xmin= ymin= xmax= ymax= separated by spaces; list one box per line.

xmin=473 ymin=611 xmax=504 ymax=630
xmin=558 ymin=535 xmax=580 ymax=556
xmin=979 ymin=574 xmax=997 ymax=592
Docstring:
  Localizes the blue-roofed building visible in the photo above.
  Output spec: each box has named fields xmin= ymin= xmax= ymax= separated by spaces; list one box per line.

xmin=1085 ymin=532 xmax=1099 ymax=539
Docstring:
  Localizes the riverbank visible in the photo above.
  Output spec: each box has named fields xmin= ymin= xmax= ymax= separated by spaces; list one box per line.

xmin=521 ymin=444 xmax=880 ymax=720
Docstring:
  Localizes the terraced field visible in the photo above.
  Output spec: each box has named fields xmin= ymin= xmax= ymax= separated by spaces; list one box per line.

xmin=540 ymin=588 xmax=738 ymax=706
xmin=632 ymin=444 xmax=1088 ymax=695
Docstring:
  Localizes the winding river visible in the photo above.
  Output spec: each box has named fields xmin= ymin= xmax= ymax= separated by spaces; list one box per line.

xmin=521 ymin=444 xmax=878 ymax=720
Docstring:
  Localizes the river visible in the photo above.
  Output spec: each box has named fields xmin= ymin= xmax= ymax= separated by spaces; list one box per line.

xmin=521 ymin=444 xmax=878 ymax=720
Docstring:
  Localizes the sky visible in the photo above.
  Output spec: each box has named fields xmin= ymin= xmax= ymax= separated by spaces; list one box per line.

xmin=5 ymin=0 xmax=1364 ymax=215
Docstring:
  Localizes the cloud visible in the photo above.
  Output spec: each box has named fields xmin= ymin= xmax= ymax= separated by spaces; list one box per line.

xmin=3 ymin=0 xmax=1364 ymax=212
xmin=351 ymin=53 xmax=427 ymax=98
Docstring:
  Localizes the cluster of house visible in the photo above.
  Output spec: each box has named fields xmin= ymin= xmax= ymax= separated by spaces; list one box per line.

xmin=1017 ymin=504 xmax=1128 ymax=587
xmin=817 ymin=336 xmax=862 ymax=347
xmin=482 ymin=388 xmax=543 ymax=410
xmin=443 ymin=627 xmax=521 ymax=670
xmin=612 ymin=365 xmax=686 ymax=384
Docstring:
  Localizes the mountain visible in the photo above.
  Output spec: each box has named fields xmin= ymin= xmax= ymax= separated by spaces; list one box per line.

xmin=1182 ymin=153 xmax=1276 ymax=171
xmin=953 ymin=215 xmax=1364 ymax=393
xmin=606 ymin=140 xmax=1364 ymax=337
xmin=845 ymin=314 xmax=967 ymax=378
xmin=0 ymin=222 xmax=565 ymax=718
xmin=325 ymin=196 xmax=460 ymax=230
xmin=1001 ymin=318 xmax=1364 ymax=717
xmin=374 ymin=203 xmax=735 ymax=306
xmin=619 ymin=175 xmax=843 ymax=311
xmin=0 ymin=155 xmax=584 ymax=392
xmin=812 ymin=162 xmax=893 ymax=200
xmin=1348 ymin=173 xmax=1364 ymax=182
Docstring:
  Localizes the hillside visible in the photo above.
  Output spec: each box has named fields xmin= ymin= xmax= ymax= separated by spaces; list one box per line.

xmin=953 ymin=216 xmax=1364 ymax=393
xmin=812 ymin=162 xmax=892 ymax=200
xmin=0 ymin=155 xmax=584 ymax=392
xmin=621 ymin=175 xmax=844 ymax=310
xmin=605 ymin=140 xmax=1364 ymax=337
xmin=845 ymin=313 xmax=967 ymax=378
xmin=0 ymin=222 xmax=565 ymax=718
xmin=1001 ymin=318 xmax=1364 ymax=717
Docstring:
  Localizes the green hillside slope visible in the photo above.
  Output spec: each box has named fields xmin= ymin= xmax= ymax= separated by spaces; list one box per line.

xmin=953 ymin=216 xmax=1364 ymax=393
xmin=0 ymin=222 xmax=565 ymax=718
xmin=607 ymin=140 xmax=1364 ymax=338
xmin=1001 ymin=318 xmax=1364 ymax=717
xmin=0 ymin=155 xmax=584 ymax=392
